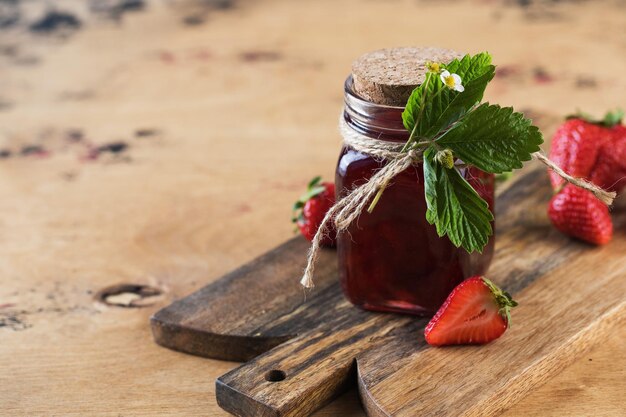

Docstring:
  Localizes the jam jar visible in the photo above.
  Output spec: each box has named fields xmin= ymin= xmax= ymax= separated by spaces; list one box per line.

xmin=336 ymin=76 xmax=495 ymax=316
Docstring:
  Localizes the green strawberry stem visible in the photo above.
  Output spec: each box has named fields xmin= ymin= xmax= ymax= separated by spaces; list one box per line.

xmin=367 ymin=75 xmax=440 ymax=214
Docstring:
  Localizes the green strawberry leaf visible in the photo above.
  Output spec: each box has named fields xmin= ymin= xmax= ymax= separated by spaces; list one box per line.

xmin=293 ymin=176 xmax=326 ymax=225
xmin=567 ymin=108 xmax=624 ymax=128
xmin=308 ymin=176 xmax=322 ymax=189
xmin=603 ymin=108 xmax=624 ymax=127
xmin=436 ymin=103 xmax=543 ymax=174
xmin=402 ymin=53 xmax=495 ymax=139
xmin=423 ymin=147 xmax=493 ymax=253
xmin=303 ymin=186 xmax=326 ymax=201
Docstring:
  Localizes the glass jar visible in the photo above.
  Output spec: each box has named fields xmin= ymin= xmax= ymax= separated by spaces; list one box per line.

xmin=336 ymin=76 xmax=495 ymax=316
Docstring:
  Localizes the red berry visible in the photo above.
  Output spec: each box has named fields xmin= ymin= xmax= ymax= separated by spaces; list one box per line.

xmin=589 ymin=124 xmax=626 ymax=193
xmin=293 ymin=177 xmax=336 ymax=246
xmin=548 ymin=119 xmax=610 ymax=190
xmin=424 ymin=276 xmax=517 ymax=346
xmin=548 ymin=184 xmax=613 ymax=245
xmin=547 ymin=111 xmax=624 ymax=245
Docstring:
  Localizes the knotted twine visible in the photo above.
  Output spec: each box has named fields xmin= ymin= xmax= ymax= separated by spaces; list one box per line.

xmin=299 ymin=115 xmax=617 ymax=289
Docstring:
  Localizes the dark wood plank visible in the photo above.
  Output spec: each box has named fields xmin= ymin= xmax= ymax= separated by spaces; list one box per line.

xmin=150 ymin=168 xmax=626 ymax=416
xmin=151 ymin=237 xmax=339 ymax=361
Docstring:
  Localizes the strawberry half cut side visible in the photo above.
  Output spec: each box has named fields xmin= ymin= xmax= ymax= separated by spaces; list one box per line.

xmin=424 ymin=276 xmax=518 ymax=346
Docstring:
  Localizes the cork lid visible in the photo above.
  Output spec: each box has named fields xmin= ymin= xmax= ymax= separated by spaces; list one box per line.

xmin=351 ymin=47 xmax=464 ymax=106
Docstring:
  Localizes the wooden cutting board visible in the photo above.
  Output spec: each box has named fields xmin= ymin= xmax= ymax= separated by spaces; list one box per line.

xmin=150 ymin=167 xmax=625 ymax=417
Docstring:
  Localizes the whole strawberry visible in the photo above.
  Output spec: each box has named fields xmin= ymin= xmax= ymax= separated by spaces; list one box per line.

xmin=548 ymin=109 xmax=624 ymax=245
xmin=590 ymin=122 xmax=626 ymax=192
xmin=293 ymin=176 xmax=336 ymax=246
xmin=424 ymin=276 xmax=517 ymax=346
xmin=548 ymin=118 xmax=610 ymax=190
xmin=548 ymin=184 xmax=613 ymax=245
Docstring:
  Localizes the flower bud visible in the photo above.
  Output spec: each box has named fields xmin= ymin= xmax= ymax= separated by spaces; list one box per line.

xmin=436 ymin=149 xmax=455 ymax=169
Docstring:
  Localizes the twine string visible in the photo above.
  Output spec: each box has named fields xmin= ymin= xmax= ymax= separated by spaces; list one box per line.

xmin=299 ymin=115 xmax=616 ymax=289
xmin=531 ymin=152 xmax=615 ymax=205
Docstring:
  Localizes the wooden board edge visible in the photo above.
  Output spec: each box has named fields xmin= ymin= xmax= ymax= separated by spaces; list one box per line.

xmin=357 ymin=363 xmax=389 ymax=417
xmin=148 ymin=236 xmax=309 ymax=360
xmin=216 ymin=358 xmax=358 ymax=417
xmin=150 ymin=314 xmax=293 ymax=362
xmin=216 ymin=377 xmax=281 ymax=417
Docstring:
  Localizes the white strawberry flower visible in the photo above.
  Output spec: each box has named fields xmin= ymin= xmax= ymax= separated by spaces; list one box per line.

xmin=440 ymin=70 xmax=464 ymax=92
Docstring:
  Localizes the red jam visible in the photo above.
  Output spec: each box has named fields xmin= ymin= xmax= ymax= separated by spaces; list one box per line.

xmin=336 ymin=78 xmax=495 ymax=316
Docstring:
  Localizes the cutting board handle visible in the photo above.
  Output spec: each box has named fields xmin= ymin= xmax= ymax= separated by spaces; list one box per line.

xmin=215 ymin=335 xmax=358 ymax=417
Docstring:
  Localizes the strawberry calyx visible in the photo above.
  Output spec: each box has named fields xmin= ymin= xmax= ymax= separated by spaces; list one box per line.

xmin=566 ymin=108 xmax=624 ymax=128
xmin=481 ymin=277 xmax=518 ymax=327
xmin=292 ymin=176 xmax=327 ymax=224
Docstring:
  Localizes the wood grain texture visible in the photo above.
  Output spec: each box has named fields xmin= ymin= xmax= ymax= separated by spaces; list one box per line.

xmin=1 ymin=0 xmax=624 ymax=416
xmin=152 ymin=168 xmax=626 ymax=416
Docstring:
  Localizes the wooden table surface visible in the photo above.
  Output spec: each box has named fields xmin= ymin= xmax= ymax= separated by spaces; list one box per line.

xmin=1 ymin=0 xmax=624 ymax=415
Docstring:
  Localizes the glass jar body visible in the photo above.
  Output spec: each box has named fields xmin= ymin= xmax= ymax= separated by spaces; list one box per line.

xmin=336 ymin=78 xmax=495 ymax=316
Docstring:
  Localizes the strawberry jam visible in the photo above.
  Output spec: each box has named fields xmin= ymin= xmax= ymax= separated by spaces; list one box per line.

xmin=337 ymin=77 xmax=495 ymax=316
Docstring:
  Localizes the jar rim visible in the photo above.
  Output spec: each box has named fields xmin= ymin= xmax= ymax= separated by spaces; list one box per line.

xmin=343 ymin=75 xmax=409 ymax=140
xmin=343 ymin=76 xmax=405 ymax=111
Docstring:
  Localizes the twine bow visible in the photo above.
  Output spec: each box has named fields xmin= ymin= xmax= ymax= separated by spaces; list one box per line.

xmin=299 ymin=115 xmax=616 ymax=289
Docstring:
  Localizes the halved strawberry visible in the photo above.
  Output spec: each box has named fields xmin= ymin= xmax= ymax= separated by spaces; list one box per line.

xmin=292 ymin=176 xmax=336 ymax=246
xmin=424 ymin=276 xmax=517 ymax=346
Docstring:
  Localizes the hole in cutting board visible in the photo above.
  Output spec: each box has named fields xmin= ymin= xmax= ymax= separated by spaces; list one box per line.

xmin=95 ymin=284 xmax=163 ymax=308
xmin=265 ymin=370 xmax=286 ymax=382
